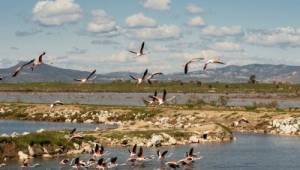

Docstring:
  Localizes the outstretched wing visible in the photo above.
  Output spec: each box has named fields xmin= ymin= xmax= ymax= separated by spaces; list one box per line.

xmin=162 ymin=150 xmax=168 ymax=157
xmin=70 ymin=128 xmax=76 ymax=135
xmin=153 ymin=90 xmax=157 ymax=97
xmin=213 ymin=61 xmax=225 ymax=65
xmin=110 ymin=157 xmax=117 ymax=164
xmin=132 ymin=144 xmax=137 ymax=154
xmin=140 ymin=41 xmax=145 ymax=54
xmin=149 ymin=72 xmax=163 ymax=79
xmin=129 ymin=75 xmax=137 ymax=80
xmin=12 ymin=66 xmax=22 ymax=77
xmin=162 ymin=89 xmax=167 ymax=101
xmin=74 ymin=79 xmax=83 ymax=82
xmin=189 ymin=147 xmax=194 ymax=157
xmin=22 ymin=59 xmax=35 ymax=68
xmin=166 ymin=96 xmax=176 ymax=102
xmin=142 ymin=69 xmax=148 ymax=80
xmin=97 ymin=158 xmax=104 ymax=166
xmin=137 ymin=147 xmax=143 ymax=157
xmin=149 ymin=95 xmax=159 ymax=101
xmin=203 ymin=63 xmax=208 ymax=70
xmin=184 ymin=62 xmax=190 ymax=74
xmin=87 ymin=69 xmax=96 ymax=80
xmin=129 ymin=50 xmax=137 ymax=54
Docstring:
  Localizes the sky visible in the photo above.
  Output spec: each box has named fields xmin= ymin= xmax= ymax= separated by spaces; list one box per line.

xmin=1 ymin=0 xmax=300 ymax=73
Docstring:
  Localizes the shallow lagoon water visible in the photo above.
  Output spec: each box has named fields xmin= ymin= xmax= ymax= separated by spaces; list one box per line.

xmin=0 ymin=92 xmax=300 ymax=108
xmin=3 ymin=133 xmax=300 ymax=170
xmin=0 ymin=120 xmax=115 ymax=134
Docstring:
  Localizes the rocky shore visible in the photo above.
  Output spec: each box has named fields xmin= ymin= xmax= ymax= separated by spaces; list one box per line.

xmin=0 ymin=102 xmax=299 ymax=160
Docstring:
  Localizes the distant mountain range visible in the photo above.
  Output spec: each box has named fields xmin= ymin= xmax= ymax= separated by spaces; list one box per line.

xmin=1 ymin=62 xmax=300 ymax=83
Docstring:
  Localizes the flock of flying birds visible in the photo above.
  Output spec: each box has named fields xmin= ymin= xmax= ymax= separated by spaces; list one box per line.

xmin=5 ymin=41 xmax=223 ymax=169
xmin=5 ymin=41 xmax=223 ymax=107
xmin=57 ymin=142 xmax=202 ymax=170
xmin=6 ymin=41 xmax=224 ymax=83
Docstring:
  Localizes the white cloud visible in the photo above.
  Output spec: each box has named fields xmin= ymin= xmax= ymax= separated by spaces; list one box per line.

xmin=108 ymin=51 xmax=149 ymax=64
xmin=86 ymin=10 xmax=117 ymax=33
xmin=127 ymin=25 xmax=180 ymax=40
xmin=125 ymin=13 xmax=157 ymax=28
xmin=245 ymin=27 xmax=300 ymax=47
xmin=110 ymin=51 xmax=130 ymax=62
xmin=211 ymin=42 xmax=243 ymax=52
xmin=32 ymin=0 xmax=82 ymax=26
xmin=186 ymin=4 xmax=203 ymax=14
xmin=143 ymin=0 xmax=171 ymax=10
xmin=202 ymin=25 xmax=242 ymax=36
xmin=188 ymin=16 xmax=205 ymax=27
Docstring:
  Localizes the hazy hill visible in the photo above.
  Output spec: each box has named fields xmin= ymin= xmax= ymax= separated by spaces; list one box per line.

xmin=1 ymin=62 xmax=299 ymax=83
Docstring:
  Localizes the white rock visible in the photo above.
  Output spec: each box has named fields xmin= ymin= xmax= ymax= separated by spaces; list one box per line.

xmin=36 ymin=129 xmax=45 ymax=133
xmin=18 ymin=151 xmax=30 ymax=160
xmin=11 ymin=132 xmax=19 ymax=138
xmin=1 ymin=133 xmax=9 ymax=137
xmin=22 ymin=132 xmax=30 ymax=136
xmin=189 ymin=135 xmax=199 ymax=143
xmin=150 ymin=135 xmax=163 ymax=147
xmin=84 ymin=119 xmax=94 ymax=124
xmin=65 ymin=119 xmax=71 ymax=123
xmin=168 ymin=137 xmax=177 ymax=145
xmin=73 ymin=143 xmax=80 ymax=150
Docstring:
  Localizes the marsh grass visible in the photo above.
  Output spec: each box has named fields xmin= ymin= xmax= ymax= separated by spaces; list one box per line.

xmin=103 ymin=129 xmax=192 ymax=140
xmin=0 ymin=131 xmax=96 ymax=151
xmin=0 ymin=82 xmax=299 ymax=93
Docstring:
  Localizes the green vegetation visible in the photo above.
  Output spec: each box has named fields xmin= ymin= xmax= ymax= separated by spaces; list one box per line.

xmin=108 ymin=107 xmax=161 ymax=121
xmin=103 ymin=129 xmax=193 ymax=140
xmin=0 ymin=82 xmax=299 ymax=93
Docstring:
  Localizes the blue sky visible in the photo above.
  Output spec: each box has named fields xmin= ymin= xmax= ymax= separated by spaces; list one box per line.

xmin=1 ymin=0 xmax=300 ymax=73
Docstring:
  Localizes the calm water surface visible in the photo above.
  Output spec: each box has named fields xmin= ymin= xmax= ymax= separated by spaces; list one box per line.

xmin=0 ymin=120 xmax=115 ymax=134
xmin=3 ymin=133 xmax=300 ymax=170
xmin=0 ymin=92 xmax=300 ymax=108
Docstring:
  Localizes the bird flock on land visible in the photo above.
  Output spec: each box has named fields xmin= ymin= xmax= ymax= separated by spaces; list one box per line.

xmin=2 ymin=41 xmax=224 ymax=169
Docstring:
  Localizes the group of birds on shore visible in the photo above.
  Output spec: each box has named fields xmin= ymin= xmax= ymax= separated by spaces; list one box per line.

xmin=57 ymin=144 xmax=201 ymax=170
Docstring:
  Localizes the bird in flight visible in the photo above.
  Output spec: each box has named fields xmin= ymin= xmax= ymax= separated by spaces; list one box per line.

xmin=129 ymin=41 xmax=146 ymax=57
xmin=146 ymin=72 xmax=163 ymax=84
xmin=74 ymin=69 xmax=97 ymax=83
xmin=184 ymin=58 xmax=204 ymax=74
xmin=149 ymin=89 xmax=176 ymax=105
xmin=50 ymin=100 xmax=63 ymax=108
xmin=31 ymin=52 xmax=46 ymax=71
xmin=129 ymin=69 xmax=148 ymax=85
xmin=12 ymin=59 xmax=35 ymax=77
xmin=203 ymin=59 xmax=225 ymax=70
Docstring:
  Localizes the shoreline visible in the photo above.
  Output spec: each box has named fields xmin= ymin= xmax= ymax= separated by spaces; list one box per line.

xmin=0 ymin=102 xmax=299 ymax=160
